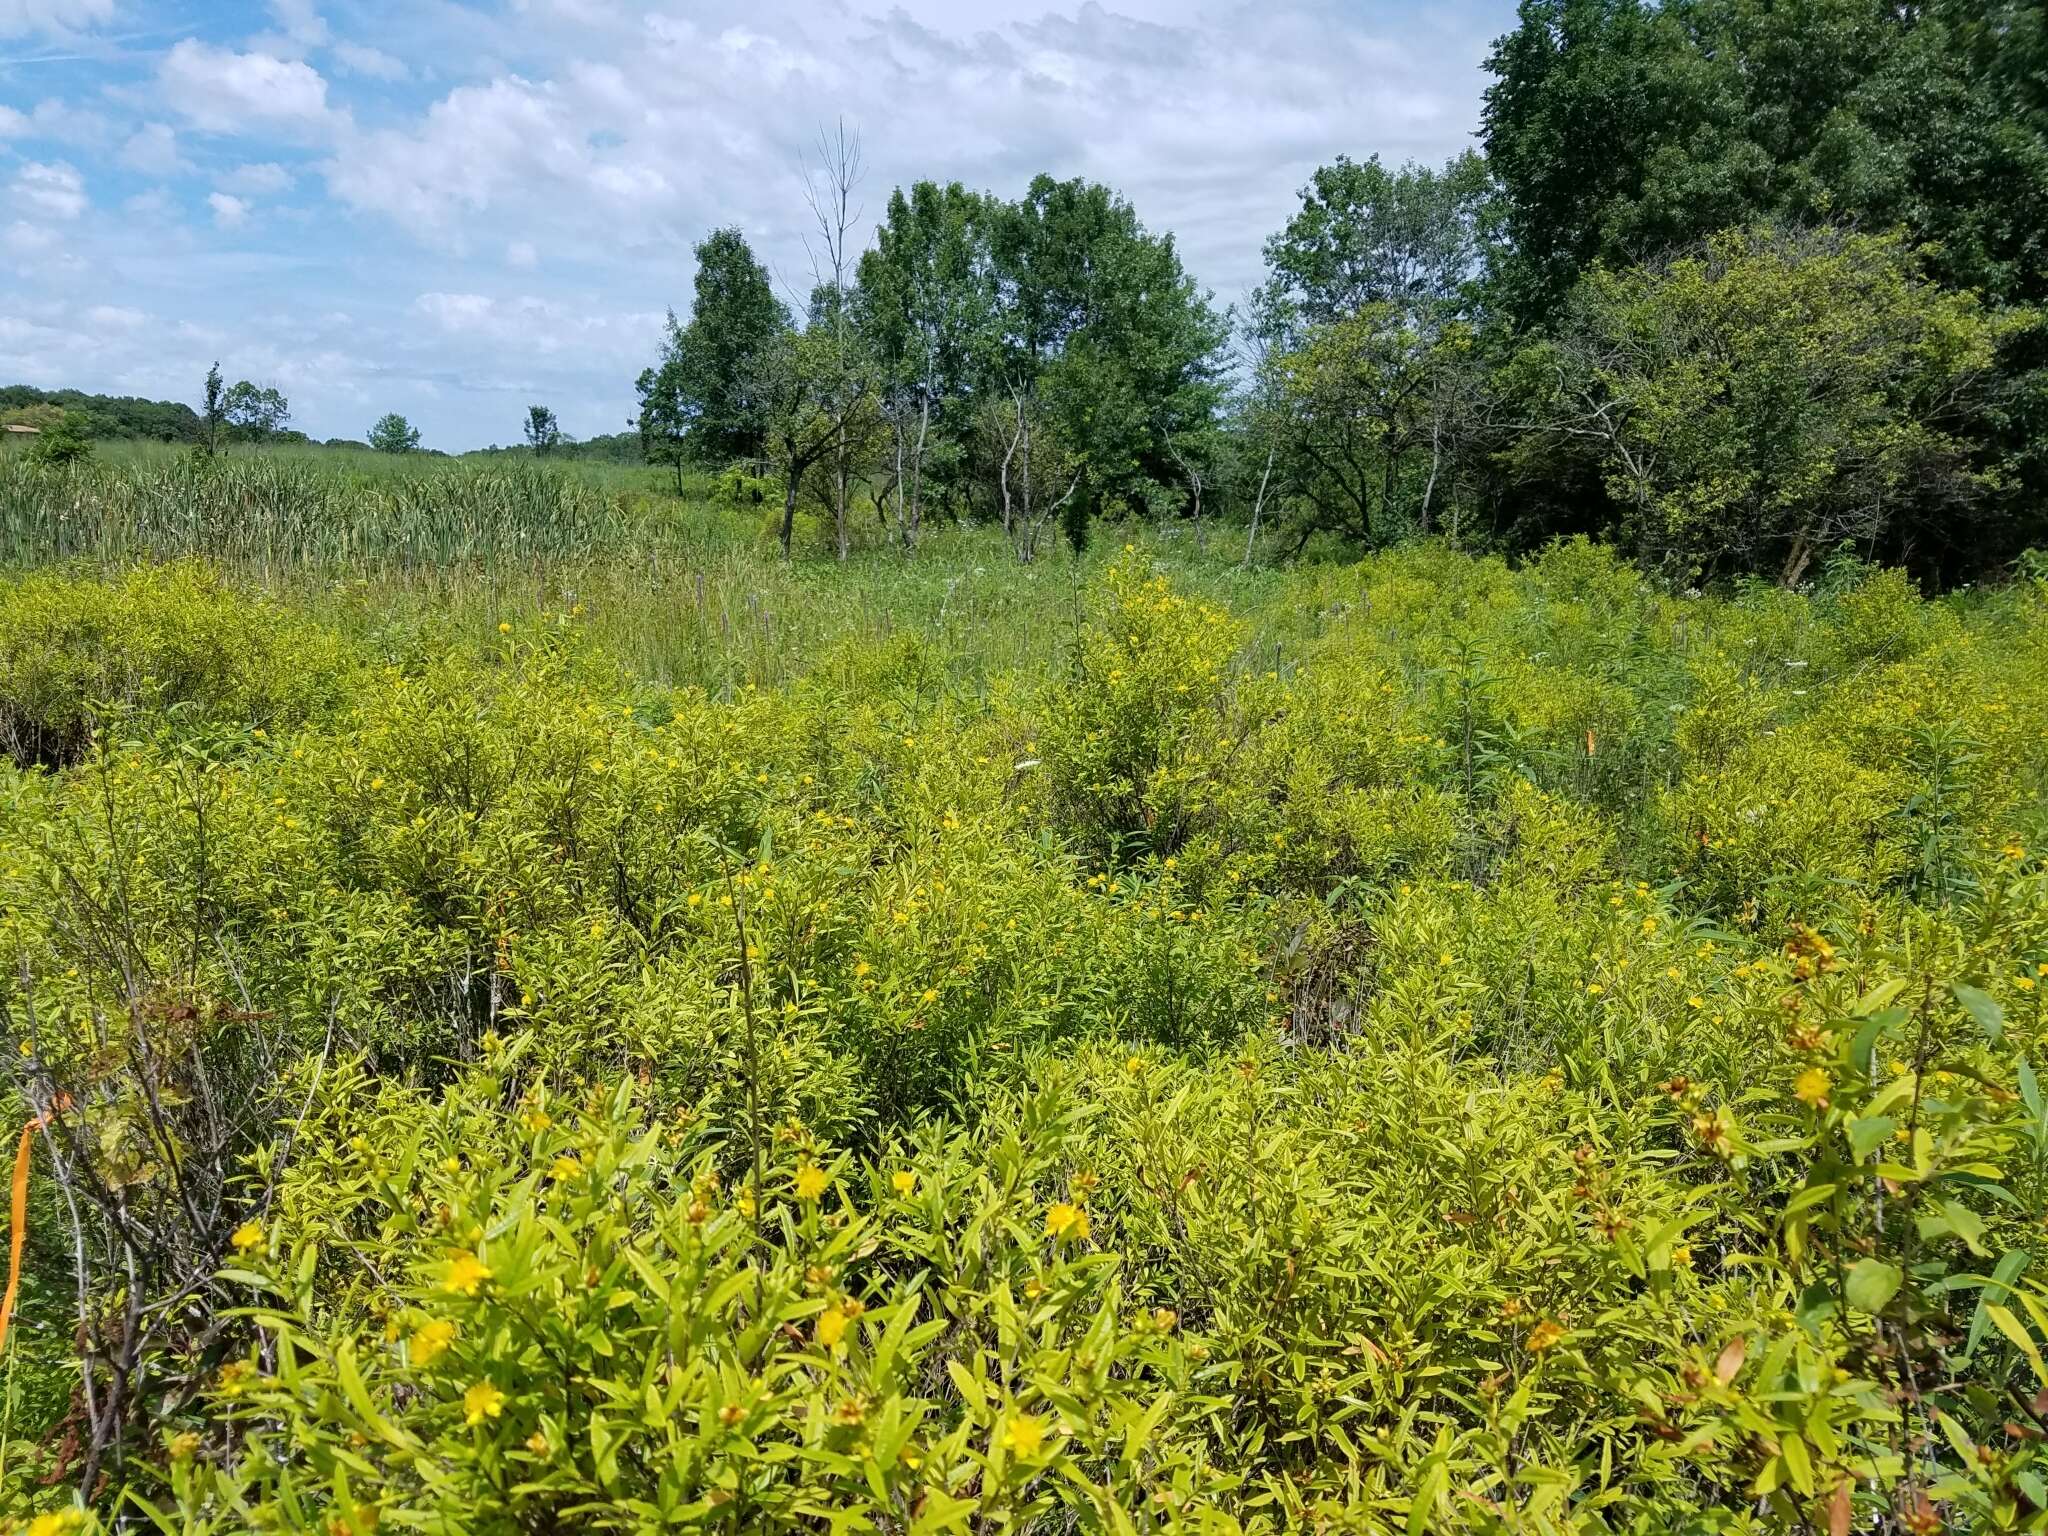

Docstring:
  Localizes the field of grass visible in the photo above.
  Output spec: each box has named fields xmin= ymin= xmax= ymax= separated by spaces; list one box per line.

xmin=2 ymin=451 xmax=2047 ymax=1533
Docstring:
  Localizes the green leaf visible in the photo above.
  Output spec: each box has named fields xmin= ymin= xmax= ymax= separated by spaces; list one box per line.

xmin=1951 ymin=982 xmax=2004 ymax=1042
xmin=1846 ymin=1115 xmax=1895 ymax=1160
xmin=1844 ymin=1259 xmax=1902 ymax=1314
xmin=1967 ymin=1250 xmax=2031 ymax=1360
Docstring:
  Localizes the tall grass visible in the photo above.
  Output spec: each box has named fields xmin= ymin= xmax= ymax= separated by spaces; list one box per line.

xmin=0 ymin=454 xmax=640 ymax=570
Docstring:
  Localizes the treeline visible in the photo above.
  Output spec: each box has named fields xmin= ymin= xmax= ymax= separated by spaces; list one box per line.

xmin=0 ymin=385 xmax=200 ymax=444
xmin=637 ymin=0 xmax=2048 ymax=584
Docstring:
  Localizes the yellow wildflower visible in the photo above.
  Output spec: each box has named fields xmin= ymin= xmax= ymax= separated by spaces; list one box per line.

xmin=230 ymin=1219 xmax=265 ymax=1253
xmin=891 ymin=1170 xmax=917 ymax=1196
xmin=464 ymin=1380 xmax=506 ymax=1426
xmin=1045 ymin=1202 xmax=1090 ymax=1242
xmin=444 ymin=1251 xmax=491 ymax=1296
xmin=1526 ymin=1319 xmax=1565 ymax=1354
xmin=816 ymin=1306 xmax=849 ymax=1349
xmin=793 ymin=1164 xmax=830 ymax=1201
xmin=1002 ymin=1412 xmax=1047 ymax=1457
xmin=411 ymin=1318 xmax=457 ymax=1366
xmin=1794 ymin=1068 xmax=1831 ymax=1110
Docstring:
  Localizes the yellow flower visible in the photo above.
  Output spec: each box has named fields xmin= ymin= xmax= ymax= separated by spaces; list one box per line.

xmin=167 ymin=1430 xmax=203 ymax=1460
xmin=1126 ymin=1055 xmax=1146 ymax=1074
xmin=498 ymin=621 xmax=512 ymax=634
xmin=464 ymin=1380 xmax=506 ymax=1426
xmin=1045 ymin=1202 xmax=1090 ymax=1242
xmin=444 ymin=1250 xmax=491 ymax=1296
xmin=410 ymin=1318 xmax=457 ymax=1366
xmin=1002 ymin=1412 xmax=1047 ymax=1457
xmin=1794 ymin=1068 xmax=1831 ymax=1110
xmin=230 ymin=1219 xmax=265 ymax=1253
xmin=816 ymin=1306 xmax=849 ymax=1349
xmin=1525 ymin=1319 xmax=1565 ymax=1354
xmin=891 ymin=1170 xmax=917 ymax=1196
xmin=26 ymin=1513 xmax=88 ymax=1536
xmin=793 ymin=1164 xmax=830 ymax=1201
xmin=550 ymin=1155 xmax=583 ymax=1182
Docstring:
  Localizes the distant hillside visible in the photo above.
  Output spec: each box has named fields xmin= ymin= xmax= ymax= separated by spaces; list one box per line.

xmin=0 ymin=385 xmax=201 ymax=443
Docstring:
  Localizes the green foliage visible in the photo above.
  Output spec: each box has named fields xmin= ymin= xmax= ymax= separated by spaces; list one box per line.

xmin=1520 ymin=226 xmax=2011 ymax=584
xmin=367 ymin=412 xmax=423 ymax=454
xmin=22 ymin=413 xmax=93 ymax=469
xmin=1257 ymin=149 xmax=1496 ymax=333
xmin=0 ymin=383 xmax=201 ymax=445
xmin=0 ymin=453 xmax=635 ymax=568
xmin=0 ymin=562 xmax=348 ymax=768
xmin=2 ymin=534 xmax=2047 ymax=1532
xmin=672 ymin=228 xmax=788 ymax=466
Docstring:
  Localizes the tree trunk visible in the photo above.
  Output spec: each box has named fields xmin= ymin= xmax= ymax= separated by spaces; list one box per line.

xmin=779 ymin=467 xmax=799 ymax=560
xmin=1244 ymin=441 xmax=1274 ymax=568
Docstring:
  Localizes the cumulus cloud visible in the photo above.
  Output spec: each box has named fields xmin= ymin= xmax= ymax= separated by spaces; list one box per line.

xmin=160 ymin=41 xmax=342 ymax=136
xmin=119 ymin=123 xmax=189 ymax=176
xmin=332 ymin=40 xmax=409 ymax=80
xmin=13 ymin=161 xmax=86 ymax=220
xmin=221 ymin=161 xmax=297 ymax=195
xmin=8 ymin=0 xmax=1510 ymax=448
xmin=0 ymin=0 xmax=115 ymax=40
xmin=267 ymin=0 xmax=330 ymax=49
xmin=319 ymin=0 xmax=1493 ymax=302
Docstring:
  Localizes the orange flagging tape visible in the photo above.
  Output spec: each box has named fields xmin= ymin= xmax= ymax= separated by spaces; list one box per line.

xmin=0 ymin=1114 xmax=36 ymax=1358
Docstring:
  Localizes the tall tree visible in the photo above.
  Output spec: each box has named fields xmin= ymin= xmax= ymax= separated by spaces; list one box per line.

xmin=801 ymin=120 xmax=878 ymax=560
xmin=201 ymin=362 xmax=226 ymax=456
xmin=223 ymin=380 xmax=289 ymax=444
xmin=759 ymin=327 xmax=845 ymax=560
xmin=367 ymin=412 xmax=422 ymax=453
xmin=524 ymin=405 xmax=562 ymax=455
xmin=674 ymin=227 xmax=787 ymax=465
xmin=987 ymin=175 xmax=1226 ymax=548
xmin=1257 ymin=151 xmax=1498 ymax=336
xmin=856 ymin=181 xmax=1000 ymax=549
xmin=1481 ymin=0 xmax=2048 ymax=326
xmin=635 ymin=309 xmax=690 ymax=493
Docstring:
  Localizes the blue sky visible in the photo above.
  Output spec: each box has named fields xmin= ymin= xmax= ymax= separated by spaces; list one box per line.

xmin=1 ymin=0 xmax=1511 ymax=450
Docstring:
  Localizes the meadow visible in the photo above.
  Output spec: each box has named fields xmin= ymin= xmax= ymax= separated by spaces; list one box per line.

xmin=1 ymin=448 xmax=2047 ymax=1535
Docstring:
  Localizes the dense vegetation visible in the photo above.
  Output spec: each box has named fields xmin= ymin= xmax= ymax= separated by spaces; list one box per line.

xmin=3 ymin=5 xmax=2047 ymax=1533
xmin=0 ymin=462 xmax=2045 ymax=1531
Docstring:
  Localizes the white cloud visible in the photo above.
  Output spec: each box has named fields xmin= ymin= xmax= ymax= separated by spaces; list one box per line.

xmin=3 ymin=221 xmax=61 ymax=257
xmin=160 ymin=41 xmax=341 ymax=136
xmin=221 ymin=161 xmax=297 ymax=195
xmin=119 ymin=123 xmax=189 ymax=176
xmin=268 ymin=0 xmax=330 ymax=48
xmin=332 ymin=40 xmax=409 ymax=81
xmin=84 ymin=303 xmax=146 ymax=330
xmin=0 ymin=0 xmax=115 ymax=40
xmin=13 ymin=161 xmax=86 ymax=220
xmin=9 ymin=0 xmax=1511 ymax=449
xmin=19 ymin=97 xmax=114 ymax=148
